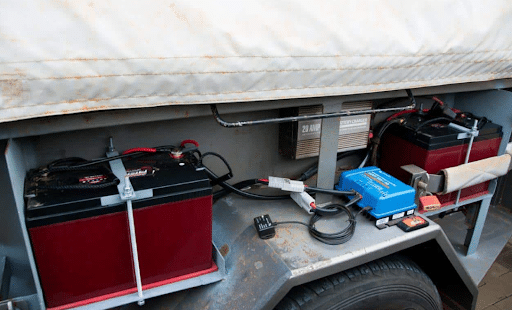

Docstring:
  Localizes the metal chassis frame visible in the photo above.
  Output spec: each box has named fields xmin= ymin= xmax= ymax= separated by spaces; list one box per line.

xmin=2 ymin=83 xmax=511 ymax=310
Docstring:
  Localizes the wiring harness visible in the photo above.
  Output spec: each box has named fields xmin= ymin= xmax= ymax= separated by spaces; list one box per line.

xmin=273 ymin=197 xmax=372 ymax=245
xmin=31 ymin=138 xmax=370 ymax=246
xmin=30 ymin=140 xmax=201 ymax=191
xmin=195 ymin=151 xmax=371 ymax=245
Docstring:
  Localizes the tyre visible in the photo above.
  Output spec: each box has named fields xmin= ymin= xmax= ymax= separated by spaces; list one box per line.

xmin=275 ymin=255 xmax=442 ymax=310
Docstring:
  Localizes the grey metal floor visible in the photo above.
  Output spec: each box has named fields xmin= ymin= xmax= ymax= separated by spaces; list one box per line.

xmin=121 ymin=195 xmax=478 ymax=310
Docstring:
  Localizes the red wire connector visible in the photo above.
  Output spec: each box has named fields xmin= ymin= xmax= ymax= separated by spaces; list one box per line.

xmin=432 ymin=96 xmax=444 ymax=106
xmin=180 ymin=139 xmax=199 ymax=148
xmin=290 ymin=192 xmax=316 ymax=214
xmin=122 ymin=147 xmax=157 ymax=155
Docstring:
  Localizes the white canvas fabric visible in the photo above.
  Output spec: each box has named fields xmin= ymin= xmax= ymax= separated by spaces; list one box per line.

xmin=1 ymin=0 xmax=512 ymax=123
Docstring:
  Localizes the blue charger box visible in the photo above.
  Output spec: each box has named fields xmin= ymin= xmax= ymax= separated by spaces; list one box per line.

xmin=336 ymin=166 xmax=416 ymax=219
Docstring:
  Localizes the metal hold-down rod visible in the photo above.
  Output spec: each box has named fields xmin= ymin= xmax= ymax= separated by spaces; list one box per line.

xmin=210 ymin=92 xmax=417 ymax=128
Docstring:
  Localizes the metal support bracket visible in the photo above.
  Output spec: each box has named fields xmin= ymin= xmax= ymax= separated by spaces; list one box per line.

xmin=0 ymin=300 xmax=28 ymax=310
xmin=448 ymin=122 xmax=479 ymax=140
xmin=0 ymin=257 xmax=11 ymax=301
xmin=455 ymin=120 xmax=479 ymax=205
xmin=106 ymin=138 xmax=147 ymax=306
xmin=316 ymin=102 xmax=343 ymax=205
xmin=401 ymin=165 xmax=444 ymax=204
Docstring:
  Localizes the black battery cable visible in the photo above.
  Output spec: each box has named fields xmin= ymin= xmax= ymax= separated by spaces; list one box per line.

xmin=45 ymin=143 xmax=200 ymax=172
xmin=200 ymin=152 xmax=359 ymax=200
xmin=200 ymin=154 xmax=371 ymax=245
xmin=273 ymin=195 xmax=372 ymax=245
xmin=297 ymin=149 xmax=365 ymax=181
xmin=197 ymin=152 xmax=290 ymax=200
xmin=33 ymin=158 xmax=120 ymax=191
xmin=212 ymin=150 xmax=365 ymax=201
xmin=34 ymin=143 xmax=200 ymax=190
xmin=254 ymin=179 xmax=356 ymax=197
xmin=368 ymin=118 xmax=404 ymax=166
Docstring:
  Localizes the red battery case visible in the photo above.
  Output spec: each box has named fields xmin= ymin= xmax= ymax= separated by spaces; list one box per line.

xmin=26 ymin=155 xmax=214 ymax=309
xmin=380 ymin=117 xmax=502 ymax=207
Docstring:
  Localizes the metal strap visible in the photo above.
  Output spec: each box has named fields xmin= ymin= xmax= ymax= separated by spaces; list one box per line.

xmin=106 ymin=143 xmax=145 ymax=306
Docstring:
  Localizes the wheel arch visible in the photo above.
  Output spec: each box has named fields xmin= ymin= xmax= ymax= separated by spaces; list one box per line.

xmin=272 ymin=237 xmax=477 ymax=310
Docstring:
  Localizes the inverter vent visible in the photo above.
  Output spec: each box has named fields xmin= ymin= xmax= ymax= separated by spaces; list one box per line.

xmin=279 ymin=101 xmax=372 ymax=159
xmin=295 ymin=132 xmax=369 ymax=159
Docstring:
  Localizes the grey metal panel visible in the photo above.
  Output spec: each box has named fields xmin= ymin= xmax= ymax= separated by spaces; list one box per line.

xmin=316 ymin=102 xmax=342 ymax=205
xmin=0 ymin=79 xmax=511 ymax=141
xmin=0 ymin=256 xmax=10 ymax=300
xmin=0 ymin=294 xmax=39 ymax=310
xmin=0 ymin=141 xmax=35 ymax=300
xmin=3 ymin=140 xmax=45 ymax=310
xmin=423 ymin=193 xmax=494 ymax=217
xmin=22 ymin=110 xmax=324 ymax=185
xmin=454 ymin=89 xmax=512 ymax=156
xmin=452 ymin=90 xmax=512 ymax=254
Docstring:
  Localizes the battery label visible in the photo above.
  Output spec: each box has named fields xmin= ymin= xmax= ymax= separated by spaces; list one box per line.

xmin=376 ymin=217 xmax=389 ymax=226
xmin=126 ymin=166 xmax=154 ymax=178
xmin=392 ymin=212 xmax=405 ymax=220
xmin=79 ymin=175 xmax=108 ymax=184
xmin=79 ymin=166 xmax=154 ymax=184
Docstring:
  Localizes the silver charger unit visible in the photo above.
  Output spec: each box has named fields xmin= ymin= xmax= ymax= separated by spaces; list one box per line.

xmin=278 ymin=102 xmax=372 ymax=159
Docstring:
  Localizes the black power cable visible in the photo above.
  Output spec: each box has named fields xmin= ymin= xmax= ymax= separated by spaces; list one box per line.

xmin=198 ymin=149 xmax=370 ymax=245
xmin=413 ymin=116 xmax=453 ymax=132
xmin=212 ymin=179 xmax=261 ymax=200
xmin=37 ymin=179 xmax=120 ymax=190
xmin=198 ymin=152 xmax=289 ymax=200
xmin=274 ymin=196 xmax=371 ymax=245
xmin=369 ymin=118 xmax=403 ymax=166
xmin=213 ymin=150 xmax=364 ymax=200
xmin=297 ymin=150 xmax=363 ymax=181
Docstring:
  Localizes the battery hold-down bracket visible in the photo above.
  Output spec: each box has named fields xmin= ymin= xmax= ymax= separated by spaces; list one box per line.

xmin=106 ymin=138 xmax=152 ymax=306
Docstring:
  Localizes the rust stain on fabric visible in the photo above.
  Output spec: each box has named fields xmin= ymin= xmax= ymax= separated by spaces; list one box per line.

xmin=0 ymin=79 xmax=24 ymax=103
xmin=80 ymin=105 xmax=108 ymax=111
xmin=169 ymin=3 xmax=189 ymax=24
